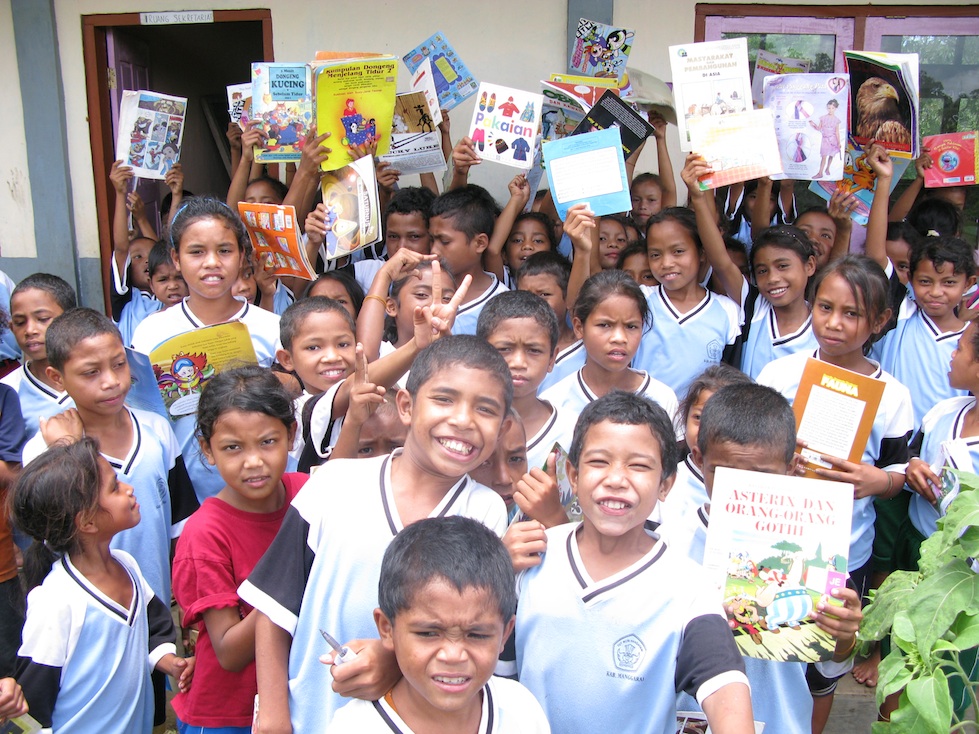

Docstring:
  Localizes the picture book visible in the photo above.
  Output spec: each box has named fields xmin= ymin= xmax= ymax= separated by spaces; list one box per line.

xmin=763 ymin=73 xmax=850 ymax=181
xmin=689 ymin=109 xmax=783 ymax=189
xmin=468 ymin=82 xmax=543 ymax=168
xmin=669 ymin=37 xmax=751 ymax=151
xmin=791 ymin=357 xmax=885 ymax=477
xmin=569 ymin=17 xmax=635 ymax=80
xmin=0 ymin=713 xmax=42 ymax=734
xmin=148 ymin=322 xmax=258 ymax=418
xmin=319 ymin=154 xmax=382 ymax=260
xmin=248 ymin=63 xmax=312 ymax=163
xmin=619 ymin=66 xmax=677 ymax=125
xmin=751 ymin=49 xmax=810 ymax=109
xmin=549 ymin=73 xmax=620 ymax=90
xmin=543 ymin=127 xmax=630 ymax=220
xmin=844 ymin=50 xmax=919 ymax=157
xmin=808 ymin=137 xmax=911 ymax=225
xmin=930 ymin=440 xmax=974 ymax=517
xmin=410 ymin=57 xmax=443 ymax=126
xmin=237 ymin=202 xmax=316 ymax=281
xmin=402 ymin=32 xmax=479 ymax=112
xmin=923 ymin=131 xmax=978 ymax=188
xmin=511 ymin=442 xmax=580 ymax=525
xmin=114 ymin=90 xmax=188 ymax=180
xmin=571 ymin=89 xmax=655 ymax=159
xmin=540 ymin=79 xmax=609 ymax=148
xmin=125 ymin=348 xmax=170 ymax=422
xmin=226 ymin=82 xmax=252 ymax=128
xmin=703 ymin=467 xmax=853 ymax=663
xmin=378 ymin=92 xmax=446 ymax=175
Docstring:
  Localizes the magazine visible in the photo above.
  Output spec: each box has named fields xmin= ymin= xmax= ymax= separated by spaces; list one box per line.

xmin=619 ymin=66 xmax=677 ymax=125
xmin=410 ymin=57 xmax=443 ymax=126
xmin=751 ymin=50 xmax=810 ymax=109
xmin=378 ymin=92 xmax=446 ymax=175
xmin=468 ymin=83 xmax=543 ymax=168
xmin=237 ymin=202 xmax=316 ymax=281
xmin=571 ymin=89 xmax=655 ymax=158
xmin=568 ymin=18 xmax=635 ymax=80
xmin=543 ymin=127 xmax=630 ymax=219
xmin=226 ymin=82 xmax=252 ymax=128
xmin=540 ymin=79 xmax=610 ymax=147
xmin=689 ymin=109 xmax=783 ymax=189
xmin=114 ymin=90 xmax=188 ymax=180
xmin=703 ymin=467 xmax=853 ymax=663
xmin=844 ymin=50 xmax=919 ymax=157
xmin=247 ymin=63 xmax=312 ymax=163
xmin=923 ymin=131 xmax=978 ymax=188
xmin=402 ymin=32 xmax=479 ymax=112
xmin=319 ymin=154 xmax=382 ymax=260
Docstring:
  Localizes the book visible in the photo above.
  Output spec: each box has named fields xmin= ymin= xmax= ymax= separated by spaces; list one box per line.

xmin=703 ymin=467 xmax=853 ymax=663
xmin=762 ymin=73 xmax=850 ymax=181
xmin=931 ymin=440 xmax=976 ymax=517
xmin=468 ymin=82 xmax=543 ymax=168
xmin=619 ymin=67 xmax=677 ymax=125
xmin=378 ymin=91 xmax=446 ymax=175
xmin=540 ymin=79 xmax=610 ymax=143
xmin=313 ymin=53 xmax=398 ymax=171
xmin=319 ymin=154 xmax=382 ymax=260
xmin=248 ymin=63 xmax=312 ymax=163
xmin=510 ymin=442 xmax=580 ymax=525
xmin=751 ymin=50 xmax=810 ymax=109
xmin=148 ymin=322 xmax=258 ymax=418
xmin=126 ymin=348 xmax=170 ymax=422
xmin=923 ymin=131 xmax=978 ymax=188
xmin=0 ymin=714 xmax=42 ymax=734
xmin=568 ymin=18 xmax=635 ymax=80
xmin=543 ymin=127 xmax=630 ymax=220
xmin=237 ymin=202 xmax=316 ymax=281
xmin=549 ymin=73 xmax=620 ymax=89
xmin=409 ymin=57 xmax=443 ymax=127
xmin=571 ymin=88 xmax=655 ymax=159
xmin=114 ymin=90 xmax=188 ymax=180
xmin=226 ymin=82 xmax=252 ymax=128
xmin=844 ymin=50 xmax=919 ymax=157
xmin=689 ymin=109 xmax=784 ymax=189
xmin=669 ymin=37 xmax=751 ymax=151
xmin=402 ymin=32 xmax=479 ymax=112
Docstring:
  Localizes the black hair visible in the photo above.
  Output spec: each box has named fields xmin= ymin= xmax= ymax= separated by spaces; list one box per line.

xmin=11 ymin=273 xmax=77 ymax=313
xmin=196 ymin=364 xmax=296 ymax=445
xmin=45 ymin=308 xmax=123 ymax=372
xmin=516 ymin=251 xmax=572 ymax=297
xmin=246 ymin=176 xmax=289 ymax=204
xmin=383 ymin=260 xmax=457 ymax=344
xmin=378 ymin=516 xmax=516 ymax=622
xmin=405 ymin=335 xmax=513 ymax=412
xmin=646 ymin=206 xmax=703 ymax=251
xmin=909 ymin=235 xmax=976 ymax=279
xmin=680 ymin=364 xmax=753 ymax=428
xmin=430 ymin=184 xmax=500 ymax=240
xmin=631 ymin=172 xmax=664 ymax=194
xmin=810 ymin=254 xmax=891 ymax=353
xmin=573 ymin=269 xmax=651 ymax=331
xmin=384 ymin=186 xmax=437 ymax=228
xmin=616 ymin=242 xmax=649 ymax=269
xmin=148 ymin=240 xmax=175 ymax=278
xmin=303 ymin=271 xmax=366 ymax=317
xmin=568 ymin=390 xmax=679 ymax=480
xmin=750 ymin=225 xmax=816 ymax=272
xmin=279 ymin=296 xmax=356 ymax=352
xmin=886 ymin=221 xmax=924 ymax=251
xmin=697 ymin=383 xmax=796 ymax=466
xmin=169 ymin=196 xmax=251 ymax=259
xmin=476 ymin=290 xmax=560 ymax=353
xmin=9 ymin=436 xmax=103 ymax=590
xmin=160 ymin=189 xmax=194 ymax=219
xmin=728 ymin=179 xmax=784 ymax=233
xmin=508 ymin=211 xmax=558 ymax=251
xmin=908 ymin=198 xmax=962 ymax=238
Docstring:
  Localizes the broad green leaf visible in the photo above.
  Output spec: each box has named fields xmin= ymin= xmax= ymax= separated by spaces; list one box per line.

xmin=863 ymin=571 xmax=921 ymax=640
xmin=893 ymin=611 xmax=918 ymax=651
xmin=947 ymin=614 xmax=979 ymax=651
xmin=905 ymin=671 xmax=953 ymax=734
xmin=871 ymin=722 xmax=892 ymax=734
xmin=878 ymin=650 xmax=914 ymax=702
xmin=911 ymin=564 xmax=979 ymax=657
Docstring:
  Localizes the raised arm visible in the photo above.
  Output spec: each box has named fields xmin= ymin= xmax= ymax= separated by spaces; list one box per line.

xmin=563 ymin=204 xmax=597 ymax=311
xmin=356 ymin=249 xmax=435 ymax=360
xmin=227 ymin=124 xmax=265 ymax=208
xmin=485 ymin=174 xmax=532 ymax=281
xmin=889 ymin=150 xmax=931 ymax=222
xmin=749 ymin=177 xmax=774 ymax=243
xmin=863 ymin=142 xmax=895 ymax=270
xmin=283 ymin=127 xmax=331 ymax=226
xmin=650 ymin=113 xmax=677 ymax=208
xmin=164 ymin=163 xmax=184 ymax=231
xmin=109 ymin=161 xmax=134 ymax=279
xmin=450 ymin=136 xmax=480 ymax=191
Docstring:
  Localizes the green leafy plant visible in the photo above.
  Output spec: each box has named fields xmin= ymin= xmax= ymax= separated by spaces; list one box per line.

xmin=861 ymin=470 xmax=979 ymax=733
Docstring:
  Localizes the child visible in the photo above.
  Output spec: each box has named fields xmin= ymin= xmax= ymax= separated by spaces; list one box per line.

xmin=12 ymin=438 xmax=192 ymax=732
xmin=304 ymin=271 xmax=365 ymax=321
xmin=597 ymin=215 xmax=629 ymax=270
xmin=328 ymin=516 xmax=549 ymax=733
xmin=884 ymin=222 xmax=923 ymax=286
xmin=513 ymin=391 xmax=754 ymax=733
xmin=108 ymin=161 xmax=157 ymax=322
xmin=171 ymin=366 xmax=308 ymax=731
xmin=239 ymin=336 xmax=512 ymax=731
xmin=117 ymin=240 xmax=189 ymax=345
xmin=810 ymin=99 xmax=843 ymax=179
xmin=727 ymin=178 xmax=792 ymax=249
xmin=617 ymin=243 xmax=657 ymax=287
xmin=0 ymin=351 xmax=25 ymax=681
xmin=541 ymin=270 xmax=679 ymax=431
xmin=630 ymin=173 xmax=668 ymax=233
xmin=503 ymin=212 xmax=557 ymax=281
xmin=634 ymin=207 xmax=741 ymax=399
xmin=382 ymin=186 xmax=436 ymax=258
xmin=795 ymin=205 xmax=849 ymax=271
xmin=1 ymin=274 xmax=76 ymax=439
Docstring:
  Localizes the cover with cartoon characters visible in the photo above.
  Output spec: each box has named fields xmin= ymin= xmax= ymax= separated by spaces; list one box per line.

xmin=402 ymin=32 xmax=479 ymax=112
xmin=923 ymin=131 xmax=978 ymax=189
xmin=568 ymin=18 xmax=634 ymax=81
xmin=114 ymin=90 xmax=188 ymax=181
xmin=247 ymin=63 xmax=312 ymax=164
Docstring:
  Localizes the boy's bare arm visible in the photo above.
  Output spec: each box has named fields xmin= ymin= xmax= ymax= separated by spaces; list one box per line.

xmin=651 ymin=114 xmax=677 ymax=208
xmin=564 ymin=204 xmax=596 ymax=312
xmin=255 ymin=612 xmax=293 ymax=734
xmin=109 ymin=161 xmax=134 ymax=280
xmin=701 ymin=682 xmax=754 ymax=734
xmin=864 ymin=143 xmax=895 ymax=270
xmin=889 ymin=151 xmax=931 ymax=222
xmin=228 ymin=125 xmax=264 ymax=208
xmin=485 ymin=175 xmax=531 ymax=281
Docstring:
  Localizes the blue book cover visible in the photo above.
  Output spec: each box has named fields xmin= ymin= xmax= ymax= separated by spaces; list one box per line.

xmin=402 ymin=31 xmax=478 ymax=112
xmin=543 ymin=127 xmax=630 ymax=220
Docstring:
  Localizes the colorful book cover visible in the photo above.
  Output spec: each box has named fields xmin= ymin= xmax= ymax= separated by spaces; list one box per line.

xmin=669 ymin=37 xmax=751 ymax=151
xmin=410 ymin=57 xmax=443 ymax=127
xmin=763 ymin=73 xmax=850 ymax=181
xmin=549 ymin=73 xmax=620 ymax=89
xmin=844 ymin=50 xmax=919 ymax=157
xmin=751 ymin=49 xmax=811 ymax=109
xmin=571 ymin=89 xmax=655 ymax=158
xmin=148 ymin=322 xmax=257 ymax=418
xmin=931 ymin=440 xmax=977 ymax=516
xmin=249 ymin=63 xmax=312 ymax=163
xmin=923 ymin=131 xmax=978 ymax=188
xmin=319 ymin=154 xmax=382 ymax=260
xmin=703 ymin=467 xmax=853 ymax=663
xmin=125 ymin=348 xmax=170 ymax=422
xmin=690 ymin=109 xmax=783 ymax=190
xmin=543 ymin=127 xmax=630 ymax=220
xmin=568 ymin=18 xmax=635 ymax=80
xmin=402 ymin=32 xmax=479 ymax=112
xmin=237 ymin=202 xmax=316 ymax=281
xmin=313 ymin=55 xmax=398 ymax=171
xmin=539 ymin=80 xmax=606 ymax=148
xmin=114 ymin=90 xmax=188 ymax=180
xmin=468 ymin=83 xmax=542 ymax=168
xmin=378 ymin=92 xmax=446 ymax=175
xmin=226 ymin=82 xmax=252 ymax=128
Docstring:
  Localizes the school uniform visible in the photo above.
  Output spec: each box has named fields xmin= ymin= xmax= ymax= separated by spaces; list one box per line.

xmin=655 ymin=456 xmax=708 ymax=533
xmin=118 ymin=293 xmax=162 ymax=348
xmin=524 ymin=401 xmax=575 ymax=473
xmin=0 ymin=270 xmax=21 ymax=367
xmin=735 ymin=279 xmax=817 ymax=380
xmin=1 ymin=364 xmax=73 ymax=440
xmin=536 ymin=340 xmax=585 ymax=395
xmin=452 ymin=275 xmax=509 ymax=336
xmin=238 ymin=451 xmax=507 ymax=731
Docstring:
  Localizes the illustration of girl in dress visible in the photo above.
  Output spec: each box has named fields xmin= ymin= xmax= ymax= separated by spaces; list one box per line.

xmin=809 ymin=99 xmax=842 ymax=179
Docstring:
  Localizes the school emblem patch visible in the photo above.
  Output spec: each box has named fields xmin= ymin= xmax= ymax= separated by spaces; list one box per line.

xmin=613 ymin=634 xmax=645 ymax=672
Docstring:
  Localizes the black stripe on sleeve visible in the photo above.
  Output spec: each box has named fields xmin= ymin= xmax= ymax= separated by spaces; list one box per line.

xmin=246 ymin=505 xmax=316 ymax=620
xmin=15 ymin=657 xmax=61 ymax=728
xmin=675 ymin=614 xmax=745 ymax=697
xmin=908 ymin=428 xmax=925 ymax=460
xmin=147 ymin=594 xmax=176 ymax=652
xmin=877 ymin=432 xmax=912 ymax=470
xmin=168 ymin=455 xmax=200 ymax=527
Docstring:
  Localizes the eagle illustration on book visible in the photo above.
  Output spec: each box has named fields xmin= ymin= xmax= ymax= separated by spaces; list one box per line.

xmin=854 ymin=77 xmax=911 ymax=146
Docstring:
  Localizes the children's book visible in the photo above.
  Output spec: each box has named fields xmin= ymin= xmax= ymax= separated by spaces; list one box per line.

xmin=540 ymin=79 xmax=610 ymax=146
xmin=237 ymin=202 xmax=316 ymax=281
xmin=543 ymin=127 xmax=630 ymax=220
xmin=619 ymin=67 xmax=677 ymax=125
xmin=226 ymin=82 xmax=252 ymax=128
xmin=126 ymin=348 xmax=170 ymax=422
xmin=313 ymin=53 xmax=398 ymax=171
xmin=923 ymin=131 xmax=978 ymax=188
xmin=689 ymin=109 xmax=784 ymax=189
xmin=844 ymin=50 xmax=919 ymax=157
xmin=549 ymin=73 xmax=620 ymax=90
xmin=569 ymin=18 xmax=635 ymax=80
xmin=669 ymin=37 xmax=751 ymax=151
xmin=0 ymin=712 xmax=42 ymax=734
xmin=148 ymin=322 xmax=258 ymax=418
xmin=931 ymin=440 xmax=975 ymax=517
xmin=378 ymin=92 xmax=446 ymax=175
xmin=750 ymin=50 xmax=810 ymax=109
xmin=248 ymin=63 xmax=312 ymax=163
xmin=808 ymin=137 xmax=912 ymax=225
xmin=114 ymin=90 xmax=188 ymax=180
xmin=763 ymin=73 xmax=850 ymax=181
xmin=703 ymin=467 xmax=853 ymax=663
xmin=468 ymin=83 xmax=543 ymax=168
xmin=510 ymin=442 xmax=579 ymax=525
xmin=409 ymin=58 xmax=443 ymax=127
xmin=319 ymin=154 xmax=382 ymax=260
xmin=570 ymin=89 xmax=655 ymax=159
xmin=402 ymin=32 xmax=479 ymax=112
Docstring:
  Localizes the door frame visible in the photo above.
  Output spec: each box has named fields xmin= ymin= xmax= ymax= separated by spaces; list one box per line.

xmin=81 ymin=9 xmax=274 ymax=311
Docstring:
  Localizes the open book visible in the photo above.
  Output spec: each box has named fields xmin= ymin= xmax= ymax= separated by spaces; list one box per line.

xmin=237 ymin=202 xmax=316 ymax=281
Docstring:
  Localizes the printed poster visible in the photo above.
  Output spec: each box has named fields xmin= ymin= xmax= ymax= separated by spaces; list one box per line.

xmin=568 ymin=17 xmax=635 ymax=80
xmin=237 ymin=202 xmax=316 ymax=281
xmin=379 ymin=92 xmax=446 ymax=175
xmin=114 ymin=90 xmax=188 ymax=180
xmin=402 ymin=31 xmax=479 ymax=112
xmin=923 ymin=131 xmax=978 ymax=188
xmin=248 ymin=63 xmax=312 ymax=163
xmin=468 ymin=83 xmax=542 ymax=168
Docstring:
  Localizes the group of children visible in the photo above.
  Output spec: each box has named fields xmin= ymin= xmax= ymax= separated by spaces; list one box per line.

xmin=0 ymin=78 xmax=974 ymax=734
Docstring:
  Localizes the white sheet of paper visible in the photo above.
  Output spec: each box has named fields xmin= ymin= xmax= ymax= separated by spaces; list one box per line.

xmin=797 ymin=384 xmax=867 ymax=460
xmin=548 ymin=146 xmax=624 ymax=203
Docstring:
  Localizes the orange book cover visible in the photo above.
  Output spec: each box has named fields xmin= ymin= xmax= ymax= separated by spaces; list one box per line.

xmin=237 ymin=202 xmax=316 ymax=281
